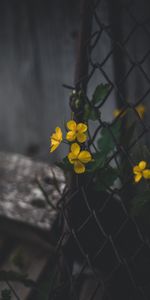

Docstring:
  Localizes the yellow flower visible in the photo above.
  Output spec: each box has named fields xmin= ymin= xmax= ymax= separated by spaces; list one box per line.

xmin=66 ymin=120 xmax=87 ymax=143
xmin=68 ymin=143 xmax=92 ymax=174
xmin=113 ymin=109 xmax=126 ymax=118
xmin=133 ymin=160 xmax=150 ymax=183
xmin=136 ymin=104 xmax=145 ymax=119
xmin=50 ymin=127 xmax=62 ymax=152
xmin=113 ymin=104 xmax=145 ymax=119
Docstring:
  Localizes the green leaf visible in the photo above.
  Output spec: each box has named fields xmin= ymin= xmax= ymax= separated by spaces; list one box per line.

xmin=86 ymin=152 xmax=106 ymax=172
xmin=83 ymin=104 xmax=100 ymax=121
xmin=94 ymin=166 xmax=118 ymax=191
xmin=97 ymin=120 xmax=121 ymax=156
xmin=0 ymin=270 xmax=35 ymax=287
xmin=92 ymin=84 xmax=110 ymax=105
xmin=131 ymin=190 xmax=150 ymax=216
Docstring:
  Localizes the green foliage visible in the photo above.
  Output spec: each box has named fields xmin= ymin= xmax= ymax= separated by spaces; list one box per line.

xmin=97 ymin=120 xmax=121 ymax=156
xmin=92 ymin=84 xmax=110 ymax=105
xmin=0 ymin=289 xmax=11 ymax=300
xmin=0 ymin=270 xmax=35 ymax=288
xmin=83 ymin=103 xmax=100 ymax=121
xmin=87 ymin=152 xmax=106 ymax=172
xmin=94 ymin=166 xmax=119 ymax=191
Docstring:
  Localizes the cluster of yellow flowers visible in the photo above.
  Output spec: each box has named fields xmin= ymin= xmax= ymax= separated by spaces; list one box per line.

xmin=50 ymin=120 xmax=150 ymax=183
xmin=113 ymin=104 xmax=145 ymax=119
xmin=50 ymin=120 xmax=92 ymax=174
xmin=133 ymin=161 xmax=150 ymax=183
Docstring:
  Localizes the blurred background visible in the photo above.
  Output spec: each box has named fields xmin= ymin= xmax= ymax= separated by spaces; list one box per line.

xmin=0 ymin=0 xmax=80 ymax=163
xmin=0 ymin=0 xmax=150 ymax=164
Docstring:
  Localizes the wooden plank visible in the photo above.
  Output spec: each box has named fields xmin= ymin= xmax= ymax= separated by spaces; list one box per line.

xmin=0 ymin=152 xmax=66 ymax=243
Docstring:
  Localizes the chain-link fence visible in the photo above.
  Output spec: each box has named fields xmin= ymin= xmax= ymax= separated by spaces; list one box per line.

xmin=50 ymin=1 xmax=150 ymax=299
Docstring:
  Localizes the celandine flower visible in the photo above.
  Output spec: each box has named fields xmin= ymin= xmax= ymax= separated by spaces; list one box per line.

xmin=68 ymin=143 xmax=92 ymax=174
xmin=136 ymin=104 xmax=145 ymax=119
xmin=66 ymin=120 xmax=87 ymax=143
xmin=113 ymin=108 xmax=126 ymax=118
xmin=113 ymin=104 xmax=145 ymax=119
xmin=133 ymin=160 xmax=150 ymax=183
xmin=50 ymin=127 xmax=62 ymax=152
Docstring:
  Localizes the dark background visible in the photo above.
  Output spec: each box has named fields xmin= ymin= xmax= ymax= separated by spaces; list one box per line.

xmin=0 ymin=0 xmax=80 ymax=162
xmin=0 ymin=0 xmax=150 ymax=164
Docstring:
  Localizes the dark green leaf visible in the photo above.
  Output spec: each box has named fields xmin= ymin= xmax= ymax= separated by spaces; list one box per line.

xmin=0 ymin=270 xmax=35 ymax=287
xmin=83 ymin=104 xmax=100 ymax=121
xmin=92 ymin=84 xmax=110 ymax=105
xmin=97 ymin=120 xmax=121 ymax=156
xmin=94 ymin=166 xmax=118 ymax=191
xmin=86 ymin=152 xmax=106 ymax=172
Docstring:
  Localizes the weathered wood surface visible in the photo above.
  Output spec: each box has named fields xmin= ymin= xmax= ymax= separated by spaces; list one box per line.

xmin=0 ymin=152 xmax=66 ymax=298
xmin=0 ymin=152 xmax=65 ymax=241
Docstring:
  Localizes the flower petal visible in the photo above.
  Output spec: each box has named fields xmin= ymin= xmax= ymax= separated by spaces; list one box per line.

xmin=77 ymin=123 xmax=87 ymax=133
xmin=51 ymin=138 xmax=58 ymax=146
xmin=66 ymin=131 xmax=76 ymax=142
xmin=133 ymin=166 xmax=140 ymax=174
xmin=113 ymin=109 xmax=121 ymax=118
xmin=76 ymin=132 xmax=87 ymax=143
xmin=78 ymin=151 xmax=92 ymax=164
xmin=50 ymin=142 xmax=59 ymax=153
xmin=67 ymin=120 xmax=77 ymax=131
xmin=68 ymin=152 xmax=77 ymax=164
xmin=134 ymin=173 xmax=142 ymax=183
xmin=55 ymin=127 xmax=62 ymax=140
xmin=139 ymin=161 xmax=147 ymax=170
xmin=143 ymin=169 xmax=150 ymax=179
xmin=74 ymin=161 xmax=85 ymax=174
xmin=136 ymin=104 xmax=145 ymax=119
xmin=70 ymin=143 xmax=80 ymax=156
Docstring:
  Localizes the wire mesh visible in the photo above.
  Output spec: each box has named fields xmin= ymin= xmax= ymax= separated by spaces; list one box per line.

xmin=53 ymin=0 xmax=150 ymax=299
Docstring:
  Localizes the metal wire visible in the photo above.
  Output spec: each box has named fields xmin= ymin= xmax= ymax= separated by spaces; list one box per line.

xmin=54 ymin=1 xmax=150 ymax=299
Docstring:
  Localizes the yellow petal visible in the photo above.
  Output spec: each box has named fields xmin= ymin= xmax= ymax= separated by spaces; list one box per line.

xmin=143 ymin=169 xmax=150 ymax=179
xmin=70 ymin=143 xmax=80 ymax=156
xmin=136 ymin=104 xmax=145 ymax=119
xmin=77 ymin=123 xmax=87 ymax=133
xmin=51 ymin=138 xmax=58 ymax=145
xmin=113 ymin=109 xmax=126 ymax=118
xmin=50 ymin=142 xmax=59 ymax=153
xmin=55 ymin=127 xmax=62 ymax=140
xmin=68 ymin=153 xmax=77 ymax=164
xmin=113 ymin=109 xmax=121 ymax=118
xmin=134 ymin=173 xmax=142 ymax=183
xmin=67 ymin=120 xmax=77 ymax=131
xmin=78 ymin=151 xmax=92 ymax=164
xmin=76 ymin=132 xmax=87 ymax=143
xmin=74 ymin=161 xmax=85 ymax=174
xmin=139 ymin=161 xmax=147 ymax=170
xmin=133 ymin=165 xmax=140 ymax=174
xmin=66 ymin=131 xmax=76 ymax=142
